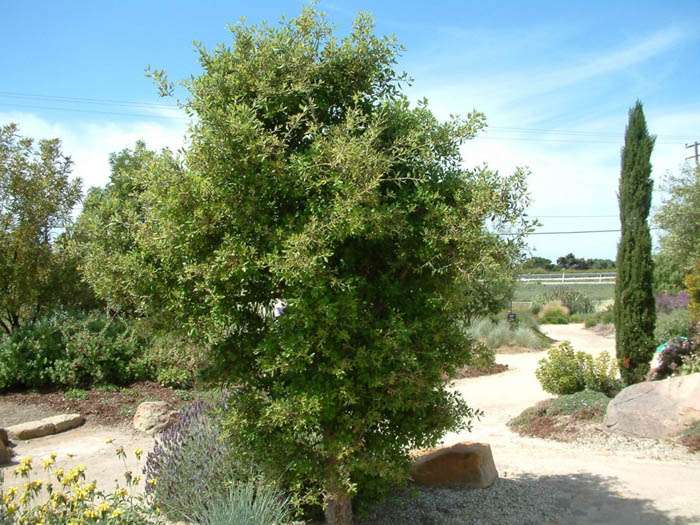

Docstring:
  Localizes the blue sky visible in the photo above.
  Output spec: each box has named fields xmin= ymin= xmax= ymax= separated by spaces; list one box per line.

xmin=2 ymin=1 xmax=699 ymax=261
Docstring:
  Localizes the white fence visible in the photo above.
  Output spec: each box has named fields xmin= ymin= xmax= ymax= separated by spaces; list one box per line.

xmin=518 ymin=272 xmax=615 ymax=284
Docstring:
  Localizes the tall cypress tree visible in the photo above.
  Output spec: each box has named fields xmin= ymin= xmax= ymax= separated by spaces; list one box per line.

xmin=615 ymin=101 xmax=656 ymax=384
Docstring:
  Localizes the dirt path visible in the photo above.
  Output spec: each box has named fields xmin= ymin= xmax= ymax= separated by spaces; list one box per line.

xmin=444 ymin=323 xmax=700 ymax=523
xmin=2 ymin=324 xmax=699 ymax=523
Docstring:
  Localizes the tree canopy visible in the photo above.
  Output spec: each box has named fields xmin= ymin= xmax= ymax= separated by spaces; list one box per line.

xmin=78 ymin=8 xmax=533 ymax=522
xmin=0 ymin=123 xmax=83 ymax=333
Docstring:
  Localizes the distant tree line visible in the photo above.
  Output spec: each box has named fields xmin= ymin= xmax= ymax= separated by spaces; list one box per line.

xmin=520 ymin=253 xmax=616 ymax=272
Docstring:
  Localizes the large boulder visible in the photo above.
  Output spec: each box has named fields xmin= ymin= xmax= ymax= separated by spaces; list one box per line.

xmin=604 ymin=373 xmax=700 ymax=438
xmin=0 ymin=428 xmax=8 ymax=446
xmin=410 ymin=442 xmax=498 ymax=488
xmin=133 ymin=401 xmax=178 ymax=434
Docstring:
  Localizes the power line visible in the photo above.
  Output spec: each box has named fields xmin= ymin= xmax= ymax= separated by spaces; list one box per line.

xmin=498 ymin=227 xmax=660 ymax=236
xmin=0 ymin=103 xmax=188 ymax=121
xmin=0 ymin=90 xmax=175 ymax=110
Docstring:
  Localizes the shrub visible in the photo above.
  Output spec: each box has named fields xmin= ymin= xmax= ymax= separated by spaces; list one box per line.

xmin=539 ymin=300 xmax=569 ymax=318
xmin=181 ymin=479 xmax=290 ymax=525
xmin=1 ymin=445 xmax=164 ymax=524
xmin=466 ymin=318 xmax=542 ymax=350
xmin=50 ymin=313 xmax=153 ymax=388
xmin=144 ymin=392 xmax=244 ymax=522
xmin=650 ymin=337 xmax=695 ymax=380
xmin=570 ymin=314 xmax=584 ymax=323
xmin=533 ymin=288 xmax=594 ymax=314
xmin=145 ymin=333 xmax=208 ymax=389
xmin=656 ymin=292 xmax=690 ymax=314
xmin=535 ymin=342 xmax=621 ymax=396
xmin=584 ymin=316 xmax=598 ymax=328
xmin=0 ymin=317 xmax=64 ymax=391
xmin=654 ymin=308 xmax=690 ymax=346
xmin=679 ymin=352 xmax=700 ymax=375
xmin=468 ymin=341 xmax=495 ymax=369
xmin=548 ymin=389 xmax=611 ymax=415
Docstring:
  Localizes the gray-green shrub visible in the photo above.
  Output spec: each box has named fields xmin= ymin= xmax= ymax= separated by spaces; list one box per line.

xmin=535 ymin=342 xmax=621 ymax=396
xmin=654 ymin=308 xmax=690 ymax=346
xmin=181 ymin=478 xmax=290 ymax=525
xmin=466 ymin=318 xmax=543 ymax=350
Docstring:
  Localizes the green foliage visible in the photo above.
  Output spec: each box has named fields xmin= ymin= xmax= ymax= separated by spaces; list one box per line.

xmin=467 ymin=341 xmax=496 ymax=369
xmin=654 ymin=308 xmax=690 ymax=346
xmin=548 ymin=389 xmax=611 ymax=415
xmin=63 ymin=388 xmax=89 ymax=401
xmin=0 ymin=124 xmax=84 ymax=334
xmin=654 ymin=165 xmax=700 ymax=279
xmin=0 ymin=312 xmax=153 ymax=392
xmin=145 ymin=332 xmax=208 ymax=389
xmin=653 ymin=252 xmax=686 ymax=295
xmin=535 ymin=342 xmax=621 ymax=396
xmin=532 ymin=288 xmax=593 ymax=314
xmin=78 ymin=8 xmax=533 ymax=519
xmin=0 ymin=317 xmax=64 ymax=390
xmin=615 ymin=101 xmax=656 ymax=385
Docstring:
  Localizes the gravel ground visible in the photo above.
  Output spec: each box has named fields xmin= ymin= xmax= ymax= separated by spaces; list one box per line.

xmin=357 ymin=476 xmax=568 ymax=524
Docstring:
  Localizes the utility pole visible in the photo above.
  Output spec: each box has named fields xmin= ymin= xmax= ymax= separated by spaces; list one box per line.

xmin=686 ymin=141 xmax=700 ymax=167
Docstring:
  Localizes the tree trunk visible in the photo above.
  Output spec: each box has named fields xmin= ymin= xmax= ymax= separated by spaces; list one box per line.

xmin=324 ymin=491 xmax=353 ymax=525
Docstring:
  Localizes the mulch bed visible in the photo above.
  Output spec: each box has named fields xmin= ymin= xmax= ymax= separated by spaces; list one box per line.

xmin=454 ymin=363 xmax=509 ymax=379
xmin=0 ymin=382 xmax=191 ymax=427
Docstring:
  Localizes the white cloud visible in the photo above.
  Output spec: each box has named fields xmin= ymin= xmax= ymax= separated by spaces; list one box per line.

xmin=0 ymin=111 xmax=189 ymax=191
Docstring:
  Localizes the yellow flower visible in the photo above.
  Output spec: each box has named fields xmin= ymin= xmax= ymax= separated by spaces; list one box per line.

xmin=132 ymin=475 xmax=142 ymax=484
xmin=105 ymin=438 xmax=114 ymax=444
xmin=147 ymin=478 xmax=157 ymax=486
xmin=97 ymin=502 xmax=111 ymax=513
xmin=7 ymin=487 xmax=18 ymax=498
xmin=18 ymin=491 xmax=28 ymax=504
xmin=66 ymin=452 xmax=75 ymax=458
xmin=6 ymin=503 xmax=18 ymax=515
xmin=20 ymin=457 xmax=32 ymax=466
xmin=114 ymin=488 xmax=128 ymax=498
xmin=83 ymin=508 xmax=98 ymax=518
xmin=134 ymin=447 xmax=143 ymax=458
xmin=42 ymin=457 xmax=55 ymax=470
xmin=50 ymin=452 xmax=57 ymax=460
xmin=111 ymin=508 xmax=125 ymax=518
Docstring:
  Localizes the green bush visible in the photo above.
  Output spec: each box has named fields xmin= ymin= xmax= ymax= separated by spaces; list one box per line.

xmin=51 ymin=313 xmax=153 ymax=388
xmin=468 ymin=341 xmax=495 ymax=369
xmin=535 ymin=342 xmax=621 ymax=396
xmin=0 ymin=312 xmax=154 ymax=392
xmin=570 ymin=314 xmax=584 ymax=323
xmin=540 ymin=300 xmax=569 ymax=318
xmin=548 ymin=389 xmax=611 ymax=415
xmin=145 ymin=333 xmax=208 ymax=389
xmin=654 ymin=308 xmax=690 ymax=346
xmin=584 ymin=316 xmax=598 ymax=328
xmin=533 ymin=288 xmax=594 ymax=314
xmin=0 ymin=317 xmax=64 ymax=391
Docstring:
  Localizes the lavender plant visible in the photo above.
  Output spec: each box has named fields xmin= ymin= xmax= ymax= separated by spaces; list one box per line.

xmin=656 ymin=292 xmax=690 ymax=314
xmin=143 ymin=391 xmax=241 ymax=522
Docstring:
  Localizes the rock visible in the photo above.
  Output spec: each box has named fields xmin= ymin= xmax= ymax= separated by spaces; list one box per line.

xmin=0 ymin=440 xmax=11 ymax=464
xmin=6 ymin=413 xmax=84 ymax=441
xmin=0 ymin=428 xmax=8 ymax=446
xmin=410 ymin=442 xmax=498 ymax=488
xmin=42 ymin=414 xmax=84 ymax=433
xmin=133 ymin=401 xmax=178 ymax=434
xmin=604 ymin=373 xmax=700 ymax=438
xmin=7 ymin=420 xmax=56 ymax=440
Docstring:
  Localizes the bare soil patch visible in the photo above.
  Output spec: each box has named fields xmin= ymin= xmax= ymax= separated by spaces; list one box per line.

xmin=495 ymin=345 xmax=543 ymax=354
xmin=0 ymin=382 xmax=189 ymax=428
xmin=588 ymin=323 xmax=615 ymax=338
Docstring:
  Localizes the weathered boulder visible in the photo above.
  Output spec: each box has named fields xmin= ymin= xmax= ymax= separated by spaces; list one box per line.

xmin=410 ymin=442 xmax=498 ymax=488
xmin=6 ymin=414 xmax=84 ymax=441
xmin=0 ymin=427 xmax=8 ymax=446
xmin=604 ymin=373 xmax=700 ymax=438
xmin=133 ymin=401 xmax=178 ymax=434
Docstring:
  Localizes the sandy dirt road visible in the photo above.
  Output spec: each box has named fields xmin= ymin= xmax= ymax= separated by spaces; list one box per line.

xmin=2 ymin=324 xmax=699 ymax=523
xmin=443 ymin=324 xmax=700 ymax=524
